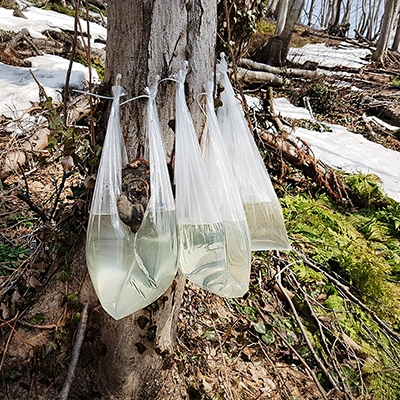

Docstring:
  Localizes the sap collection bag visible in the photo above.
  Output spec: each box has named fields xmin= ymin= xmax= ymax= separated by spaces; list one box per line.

xmin=200 ymin=80 xmax=251 ymax=297
xmin=173 ymin=63 xmax=235 ymax=296
xmin=217 ymin=53 xmax=291 ymax=251
xmin=86 ymin=82 xmax=178 ymax=320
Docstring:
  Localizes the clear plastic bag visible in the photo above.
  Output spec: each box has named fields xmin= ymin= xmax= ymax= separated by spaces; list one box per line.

xmin=174 ymin=63 xmax=229 ymax=295
xmin=201 ymin=80 xmax=251 ymax=297
xmin=86 ymin=82 xmax=178 ymax=320
xmin=217 ymin=54 xmax=291 ymax=251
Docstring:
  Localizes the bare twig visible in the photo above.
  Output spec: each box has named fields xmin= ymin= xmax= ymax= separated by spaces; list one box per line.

xmin=84 ymin=0 xmax=95 ymax=145
xmin=63 ymin=0 xmax=81 ymax=125
xmin=274 ymin=277 xmax=343 ymax=394
xmin=50 ymin=171 xmax=68 ymax=221
xmin=59 ymin=303 xmax=89 ymax=400
xmin=0 ymin=313 xmax=19 ymax=374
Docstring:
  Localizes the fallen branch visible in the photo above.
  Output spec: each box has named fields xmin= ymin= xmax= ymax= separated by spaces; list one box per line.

xmin=59 ymin=303 xmax=89 ymax=400
xmin=235 ymin=67 xmax=284 ymax=87
xmin=258 ymin=127 xmax=352 ymax=208
xmin=238 ymin=58 xmax=323 ymax=79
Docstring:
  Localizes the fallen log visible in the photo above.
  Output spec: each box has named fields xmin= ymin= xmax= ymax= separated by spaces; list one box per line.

xmin=235 ymin=67 xmax=284 ymax=87
xmin=238 ymin=58 xmax=323 ymax=79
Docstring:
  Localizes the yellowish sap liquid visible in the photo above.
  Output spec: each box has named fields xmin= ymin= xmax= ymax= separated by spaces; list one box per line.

xmin=243 ymin=202 xmax=291 ymax=251
xmin=86 ymin=210 xmax=177 ymax=319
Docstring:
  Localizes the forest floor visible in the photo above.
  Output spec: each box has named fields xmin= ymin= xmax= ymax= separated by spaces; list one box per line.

xmin=1 ymin=7 xmax=400 ymax=400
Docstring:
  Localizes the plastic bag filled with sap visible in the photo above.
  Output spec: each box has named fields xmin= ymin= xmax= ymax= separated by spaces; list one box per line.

xmin=201 ymin=80 xmax=251 ymax=298
xmin=174 ymin=63 xmax=230 ymax=296
xmin=216 ymin=54 xmax=291 ymax=251
xmin=86 ymin=78 xmax=178 ymax=320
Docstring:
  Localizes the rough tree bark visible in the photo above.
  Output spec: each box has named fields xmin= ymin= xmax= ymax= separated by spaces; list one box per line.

xmin=262 ymin=0 xmax=305 ymax=66
xmin=391 ymin=12 xmax=400 ymax=50
xmin=80 ymin=0 xmax=216 ymax=398
xmin=372 ymin=0 xmax=400 ymax=62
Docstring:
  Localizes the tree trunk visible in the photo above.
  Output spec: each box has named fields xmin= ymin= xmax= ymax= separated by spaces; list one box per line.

xmin=372 ymin=0 xmax=400 ymax=62
xmin=307 ymin=0 xmax=317 ymax=25
xmin=268 ymin=0 xmax=280 ymax=16
xmin=391 ymin=11 xmax=400 ymax=49
xmin=327 ymin=0 xmax=342 ymax=35
xmin=89 ymin=0 xmax=217 ymax=398
xmin=263 ymin=0 xmax=305 ymax=66
xmin=275 ymin=0 xmax=289 ymax=35
xmin=341 ymin=0 xmax=352 ymax=24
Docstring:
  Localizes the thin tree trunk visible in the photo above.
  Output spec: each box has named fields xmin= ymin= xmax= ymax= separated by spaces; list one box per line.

xmin=308 ymin=0 xmax=317 ymax=25
xmin=391 ymin=12 xmax=400 ymax=50
xmin=268 ymin=0 xmax=280 ymax=16
xmin=341 ymin=0 xmax=352 ymax=24
xmin=373 ymin=0 xmax=400 ymax=62
xmin=275 ymin=0 xmax=290 ymax=35
xmin=264 ymin=0 xmax=305 ymax=66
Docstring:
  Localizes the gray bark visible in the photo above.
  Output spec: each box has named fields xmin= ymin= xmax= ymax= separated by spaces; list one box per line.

xmin=235 ymin=67 xmax=284 ymax=86
xmin=275 ymin=0 xmax=290 ymax=35
xmin=307 ymin=0 xmax=317 ymax=25
xmin=268 ymin=0 xmax=280 ymax=16
xmin=238 ymin=58 xmax=323 ymax=78
xmin=391 ymin=12 xmax=400 ymax=50
xmin=341 ymin=0 xmax=352 ymax=24
xmin=97 ymin=0 xmax=217 ymax=398
xmin=263 ymin=0 xmax=305 ymax=66
xmin=373 ymin=0 xmax=400 ymax=62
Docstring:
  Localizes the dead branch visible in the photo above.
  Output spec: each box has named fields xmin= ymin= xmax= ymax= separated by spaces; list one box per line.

xmin=18 ymin=320 xmax=58 ymax=330
xmin=258 ymin=127 xmax=352 ymax=208
xmin=235 ymin=67 xmax=285 ymax=87
xmin=274 ymin=277 xmax=344 ymax=395
xmin=238 ymin=58 xmax=323 ymax=79
xmin=59 ymin=303 xmax=89 ymax=400
xmin=254 ymin=304 xmax=329 ymax=399
xmin=296 ymin=251 xmax=400 ymax=344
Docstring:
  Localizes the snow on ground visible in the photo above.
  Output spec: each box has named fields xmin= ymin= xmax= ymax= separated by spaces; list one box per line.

xmin=0 ymin=55 xmax=98 ymax=119
xmin=272 ymin=98 xmax=400 ymax=202
xmin=0 ymin=6 xmax=106 ymax=49
xmin=0 ymin=4 xmax=102 ymax=120
xmin=273 ymin=98 xmax=313 ymax=120
xmin=287 ymin=42 xmax=371 ymax=69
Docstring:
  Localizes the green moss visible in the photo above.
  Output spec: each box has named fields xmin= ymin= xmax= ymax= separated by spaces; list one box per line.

xmin=43 ymin=2 xmax=75 ymax=17
xmin=257 ymin=21 xmax=275 ymax=35
xmin=281 ymin=191 xmax=400 ymax=319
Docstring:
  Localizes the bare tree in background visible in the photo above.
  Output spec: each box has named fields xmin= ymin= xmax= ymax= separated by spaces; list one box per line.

xmin=372 ymin=0 xmax=400 ymax=62
xmin=262 ymin=0 xmax=305 ymax=66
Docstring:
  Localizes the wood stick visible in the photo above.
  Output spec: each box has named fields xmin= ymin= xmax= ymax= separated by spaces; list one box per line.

xmin=235 ymin=67 xmax=284 ymax=87
xmin=238 ymin=58 xmax=323 ymax=79
xmin=59 ymin=303 xmax=89 ymax=400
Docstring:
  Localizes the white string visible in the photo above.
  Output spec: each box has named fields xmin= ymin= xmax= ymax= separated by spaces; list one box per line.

xmin=74 ymin=77 xmax=179 ymax=106
xmin=73 ymin=89 xmax=115 ymax=100
xmin=120 ymin=95 xmax=150 ymax=106
xmin=196 ymin=92 xmax=208 ymax=118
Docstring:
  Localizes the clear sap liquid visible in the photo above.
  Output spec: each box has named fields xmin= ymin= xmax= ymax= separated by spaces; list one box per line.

xmin=86 ymin=210 xmax=178 ymax=319
xmin=217 ymin=220 xmax=251 ymax=298
xmin=115 ymin=210 xmax=178 ymax=319
xmin=243 ymin=202 xmax=291 ymax=251
xmin=179 ymin=221 xmax=251 ymax=297
xmin=178 ymin=222 xmax=227 ymax=295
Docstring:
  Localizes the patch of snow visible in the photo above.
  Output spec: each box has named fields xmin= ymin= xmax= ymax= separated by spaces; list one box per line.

xmin=0 ymin=55 xmax=98 ymax=119
xmin=287 ymin=43 xmax=371 ymax=70
xmin=0 ymin=6 xmax=106 ymax=48
xmin=290 ymin=124 xmax=400 ymax=202
xmin=273 ymin=97 xmax=313 ymax=120
xmin=245 ymin=95 xmax=263 ymax=111
xmin=364 ymin=116 xmax=399 ymax=132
